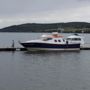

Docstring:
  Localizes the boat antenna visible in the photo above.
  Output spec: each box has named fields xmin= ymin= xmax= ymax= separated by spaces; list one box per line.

xmin=81 ymin=29 xmax=84 ymax=36
xmin=56 ymin=24 xmax=64 ymax=33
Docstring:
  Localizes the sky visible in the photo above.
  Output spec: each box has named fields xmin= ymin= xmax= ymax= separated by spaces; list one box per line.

xmin=0 ymin=0 xmax=90 ymax=28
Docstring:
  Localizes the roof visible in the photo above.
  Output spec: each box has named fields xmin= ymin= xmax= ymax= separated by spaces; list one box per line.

xmin=41 ymin=32 xmax=63 ymax=39
xmin=67 ymin=35 xmax=83 ymax=39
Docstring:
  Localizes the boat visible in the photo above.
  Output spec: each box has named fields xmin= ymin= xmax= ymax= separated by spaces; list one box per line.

xmin=20 ymin=32 xmax=80 ymax=51
xmin=67 ymin=33 xmax=84 ymax=47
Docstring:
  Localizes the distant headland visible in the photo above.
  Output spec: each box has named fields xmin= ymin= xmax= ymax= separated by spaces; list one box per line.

xmin=0 ymin=22 xmax=90 ymax=33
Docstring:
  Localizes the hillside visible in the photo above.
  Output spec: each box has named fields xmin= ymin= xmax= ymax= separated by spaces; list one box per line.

xmin=0 ymin=22 xmax=90 ymax=33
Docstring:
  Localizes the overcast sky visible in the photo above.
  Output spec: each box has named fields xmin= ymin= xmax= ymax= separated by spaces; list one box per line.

xmin=0 ymin=0 xmax=90 ymax=28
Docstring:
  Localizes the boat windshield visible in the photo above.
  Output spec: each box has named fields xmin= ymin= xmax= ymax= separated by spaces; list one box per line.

xmin=43 ymin=37 xmax=52 ymax=41
xmin=67 ymin=38 xmax=81 ymax=41
xmin=72 ymin=38 xmax=81 ymax=40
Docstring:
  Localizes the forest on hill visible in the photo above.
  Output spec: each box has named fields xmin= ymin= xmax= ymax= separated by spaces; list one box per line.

xmin=0 ymin=22 xmax=90 ymax=33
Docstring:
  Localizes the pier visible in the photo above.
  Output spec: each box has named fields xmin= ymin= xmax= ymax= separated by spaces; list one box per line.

xmin=80 ymin=43 xmax=90 ymax=50
xmin=0 ymin=47 xmax=89 ymax=51
xmin=0 ymin=48 xmax=27 ymax=51
xmin=0 ymin=43 xmax=89 ymax=51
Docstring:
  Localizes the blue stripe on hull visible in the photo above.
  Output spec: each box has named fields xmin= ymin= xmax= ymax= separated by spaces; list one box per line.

xmin=21 ymin=43 xmax=80 ymax=49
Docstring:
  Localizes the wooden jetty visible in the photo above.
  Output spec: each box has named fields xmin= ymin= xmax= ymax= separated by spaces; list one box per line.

xmin=0 ymin=43 xmax=89 ymax=51
xmin=0 ymin=46 xmax=89 ymax=51
xmin=0 ymin=48 xmax=27 ymax=51
xmin=80 ymin=43 xmax=90 ymax=50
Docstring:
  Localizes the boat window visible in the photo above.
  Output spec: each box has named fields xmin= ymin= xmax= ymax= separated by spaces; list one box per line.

xmin=58 ymin=40 xmax=61 ymax=42
xmin=47 ymin=38 xmax=52 ymax=40
xmin=72 ymin=38 xmax=81 ymax=40
xmin=54 ymin=40 xmax=57 ymax=42
xmin=43 ymin=38 xmax=52 ymax=41
xmin=67 ymin=38 xmax=72 ymax=40
xmin=67 ymin=38 xmax=81 ymax=41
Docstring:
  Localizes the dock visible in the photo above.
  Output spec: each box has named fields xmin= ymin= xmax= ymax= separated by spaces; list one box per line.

xmin=80 ymin=43 xmax=90 ymax=50
xmin=0 ymin=47 xmax=89 ymax=51
xmin=0 ymin=43 xmax=89 ymax=51
xmin=0 ymin=48 xmax=27 ymax=51
xmin=80 ymin=47 xmax=90 ymax=50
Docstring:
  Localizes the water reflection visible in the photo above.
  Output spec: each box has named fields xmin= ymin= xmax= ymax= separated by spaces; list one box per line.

xmin=0 ymin=50 xmax=90 ymax=90
xmin=24 ymin=50 xmax=80 ymax=55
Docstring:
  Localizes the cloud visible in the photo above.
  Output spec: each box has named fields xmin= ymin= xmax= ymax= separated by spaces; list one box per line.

xmin=0 ymin=0 xmax=90 ymax=28
xmin=77 ymin=0 xmax=90 ymax=2
xmin=0 ymin=0 xmax=81 ymax=17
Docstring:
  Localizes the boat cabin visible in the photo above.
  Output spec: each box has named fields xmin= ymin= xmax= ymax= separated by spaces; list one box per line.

xmin=20 ymin=32 xmax=81 ymax=51
xmin=41 ymin=32 xmax=66 ymax=44
xmin=67 ymin=34 xmax=84 ymax=45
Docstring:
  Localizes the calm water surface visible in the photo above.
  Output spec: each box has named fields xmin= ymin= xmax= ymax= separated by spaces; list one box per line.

xmin=0 ymin=33 xmax=90 ymax=90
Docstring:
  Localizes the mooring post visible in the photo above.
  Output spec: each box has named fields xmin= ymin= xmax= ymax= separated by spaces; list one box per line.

xmin=11 ymin=40 xmax=15 ymax=48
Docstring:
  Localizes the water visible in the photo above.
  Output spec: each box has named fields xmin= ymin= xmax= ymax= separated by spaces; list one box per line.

xmin=0 ymin=32 xmax=43 ymax=48
xmin=0 ymin=33 xmax=90 ymax=90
